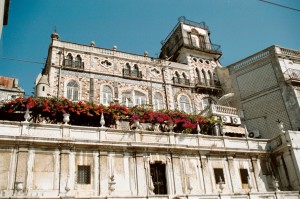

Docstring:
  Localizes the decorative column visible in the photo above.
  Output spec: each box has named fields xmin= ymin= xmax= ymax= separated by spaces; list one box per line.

xmin=200 ymin=155 xmax=213 ymax=193
xmin=53 ymin=149 xmax=60 ymax=193
xmin=135 ymin=153 xmax=148 ymax=195
xmin=99 ymin=151 xmax=109 ymax=196
xmin=93 ymin=151 xmax=99 ymax=196
xmin=226 ymin=156 xmax=238 ymax=193
xmin=251 ymin=157 xmax=262 ymax=192
xmin=14 ymin=147 xmax=29 ymax=196
xmin=25 ymin=148 xmax=35 ymax=195
xmin=172 ymin=155 xmax=183 ymax=195
xmin=59 ymin=149 xmax=72 ymax=196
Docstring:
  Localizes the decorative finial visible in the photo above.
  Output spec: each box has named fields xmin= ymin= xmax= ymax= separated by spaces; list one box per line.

xmin=90 ymin=41 xmax=95 ymax=47
xmin=112 ymin=45 xmax=117 ymax=51
xmin=51 ymin=26 xmax=59 ymax=40
xmin=144 ymin=51 xmax=148 ymax=56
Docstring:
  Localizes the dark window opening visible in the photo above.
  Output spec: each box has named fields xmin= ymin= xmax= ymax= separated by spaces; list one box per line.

xmin=77 ymin=165 xmax=91 ymax=184
xmin=150 ymin=162 xmax=167 ymax=195
xmin=240 ymin=168 xmax=249 ymax=189
xmin=42 ymin=86 xmax=45 ymax=91
xmin=214 ymin=168 xmax=225 ymax=184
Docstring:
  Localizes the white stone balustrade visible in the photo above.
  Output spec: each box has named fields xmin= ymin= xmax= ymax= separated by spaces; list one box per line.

xmin=0 ymin=120 xmax=269 ymax=153
xmin=210 ymin=104 xmax=238 ymax=116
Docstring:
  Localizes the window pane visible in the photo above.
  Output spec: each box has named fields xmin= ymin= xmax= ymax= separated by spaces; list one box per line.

xmin=214 ymin=168 xmax=225 ymax=184
xmin=77 ymin=166 xmax=91 ymax=184
xmin=240 ymin=169 xmax=248 ymax=184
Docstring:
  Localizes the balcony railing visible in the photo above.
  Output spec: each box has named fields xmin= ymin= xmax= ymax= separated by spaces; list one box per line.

xmin=123 ymin=68 xmax=142 ymax=79
xmin=195 ymin=78 xmax=221 ymax=88
xmin=64 ymin=59 xmax=84 ymax=69
xmin=210 ymin=104 xmax=238 ymax=116
xmin=173 ymin=77 xmax=190 ymax=86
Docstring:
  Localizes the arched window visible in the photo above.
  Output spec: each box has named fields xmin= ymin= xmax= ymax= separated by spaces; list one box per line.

xmin=121 ymin=90 xmax=147 ymax=107
xmin=153 ymin=92 xmax=163 ymax=110
xmin=135 ymin=91 xmax=146 ymax=106
xmin=75 ymin=55 xmax=82 ymax=68
xmin=196 ymin=68 xmax=201 ymax=84
xmin=202 ymin=69 xmax=207 ymax=85
xmin=179 ymin=95 xmax=191 ymax=113
xmin=201 ymin=97 xmax=216 ymax=110
xmin=182 ymin=73 xmax=189 ymax=85
xmin=132 ymin=64 xmax=139 ymax=76
xmin=174 ymin=71 xmax=180 ymax=84
xmin=65 ymin=53 xmax=73 ymax=66
xmin=208 ymin=70 xmax=213 ymax=86
xmin=122 ymin=90 xmax=132 ymax=107
xmin=66 ymin=80 xmax=79 ymax=101
xmin=101 ymin=85 xmax=113 ymax=105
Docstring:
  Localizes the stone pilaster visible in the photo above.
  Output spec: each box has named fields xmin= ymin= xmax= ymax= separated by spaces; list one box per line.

xmin=14 ymin=147 xmax=29 ymax=196
xmin=99 ymin=151 xmax=108 ymax=196
xmin=200 ymin=155 xmax=213 ymax=194
xmin=227 ymin=156 xmax=238 ymax=193
xmin=132 ymin=154 xmax=146 ymax=195
xmin=172 ymin=155 xmax=183 ymax=195
xmin=93 ymin=151 xmax=99 ymax=195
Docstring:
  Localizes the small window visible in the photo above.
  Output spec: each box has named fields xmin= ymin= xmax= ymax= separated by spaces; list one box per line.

xmin=240 ymin=169 xmax=249 ymax=184
xmin=150 ymin=162 xmax=167 ymax=195
xmin=179 ymin=95 xmax=191 ymax=113
xmin=214 ymin=168 xmax=225 ymax=184
xmin=42 ymin=86 xmax=45 ymax=91
xmin=77 ymin=165 xmax=91 ymax=184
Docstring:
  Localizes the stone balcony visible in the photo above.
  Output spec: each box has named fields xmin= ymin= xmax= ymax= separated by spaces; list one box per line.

xmin=0 ymin=120 xmax=268 ymax=155
xmin=209 ymin=104 xmax=239 ymax=117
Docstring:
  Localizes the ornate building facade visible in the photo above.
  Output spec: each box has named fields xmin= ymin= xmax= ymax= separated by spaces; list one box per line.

xmin=0 ymin=17 xmax=299 ymax=199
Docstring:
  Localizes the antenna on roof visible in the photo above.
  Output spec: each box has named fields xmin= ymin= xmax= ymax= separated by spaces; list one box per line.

xmin=54 ymin=26 xmax=57 ymax=33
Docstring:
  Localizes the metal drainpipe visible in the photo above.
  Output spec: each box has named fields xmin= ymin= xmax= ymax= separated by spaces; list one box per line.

xmin=161 ymin=65 xmax=169 ymax=110
xmin=57 ymin=50 xmax=63 ymax=98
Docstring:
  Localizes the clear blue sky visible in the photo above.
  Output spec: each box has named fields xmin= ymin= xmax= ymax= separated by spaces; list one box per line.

xmin=1 ymin=0 xmax=300 ymax=96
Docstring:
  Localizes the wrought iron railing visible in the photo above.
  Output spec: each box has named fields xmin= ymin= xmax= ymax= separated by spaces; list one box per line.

xmin=173 ymin=77 xmax=190 ymax=86
xmin=195 ymin=78 xmax=221 ymax=88
xmin=64 ymin=59 xmax=84 ymax=69
xmin=123 ymin=68 xmax=142 ymax=79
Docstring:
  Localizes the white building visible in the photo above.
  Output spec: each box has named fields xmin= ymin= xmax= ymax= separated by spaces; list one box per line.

xmin=0 ymin=17 xmax=299 ymax=199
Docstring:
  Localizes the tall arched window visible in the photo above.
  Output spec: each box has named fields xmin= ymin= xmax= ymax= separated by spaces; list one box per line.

xmin=135 ymin=91 xmax=146 ymax=106
xmin=208 ymin=70 xmax=213 ymax=86
xmin=75 ymin=55 xmax=82 ymax=68
xmin=179 ymin=95 xmax=191 ymax=113
xmin=153 ymin=92 xmax=163 ymax=110
xmin=196 ymin=68 xmax=201 ymax=84
xmin=122 ymin=90 xmax=132 ymax=107
xmin=132 ymin=64 xmax=139 ymax=77
xmin=101 ymin=85 xmax=113 ymax=105
xmin=67 ymin=80 xmax=79 ymax=101
xmin=202 ymin=69 xmax=207 ymax=85
xmin=121 ymin=90 xmax=147 ymax=107
xmin=65 ymin=53 xmax=73 ymax=66
xmin=174 ymin=71 xmax=180 ymax=84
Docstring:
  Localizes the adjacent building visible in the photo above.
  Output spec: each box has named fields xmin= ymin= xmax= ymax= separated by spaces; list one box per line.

xmin=0 ymin=75 xmax=24 ymax=102
xmin=0 ymin=0 xmax=9 ymax=39
xmin=227 ymin=46 xmax=300 ymax=139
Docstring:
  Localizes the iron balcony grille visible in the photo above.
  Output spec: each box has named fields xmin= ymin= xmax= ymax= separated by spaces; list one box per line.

xmin=195 ymin=78 xmax=221 ymax=88
xmin=123 ymin=68 xmax=142 ymax=79
xmin=173 ymin=77 xmax=190 ymax=86
xmin=64 ymin=59 xmax=84 ymax=69
xmin=77 ymin=165 xmax=91 ymax=184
